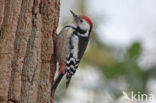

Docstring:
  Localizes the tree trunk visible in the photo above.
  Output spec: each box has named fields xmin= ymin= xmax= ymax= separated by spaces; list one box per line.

xmin=0 ymin=0 xmax=60 ymax=103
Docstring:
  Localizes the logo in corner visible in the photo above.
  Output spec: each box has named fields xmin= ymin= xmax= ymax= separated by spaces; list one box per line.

xmin=121 ymin=91 xmax=155 ymax=102
xmin=121 ymin=91 xmax=130 ymax=101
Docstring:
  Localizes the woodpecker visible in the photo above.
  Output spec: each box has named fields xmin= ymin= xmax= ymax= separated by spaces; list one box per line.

xmin=52 ymin=10 xmax=93 ymax=95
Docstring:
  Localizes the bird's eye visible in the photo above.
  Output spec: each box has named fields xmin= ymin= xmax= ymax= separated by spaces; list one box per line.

xmin=80 ymin=19 xmax=83 ymax=23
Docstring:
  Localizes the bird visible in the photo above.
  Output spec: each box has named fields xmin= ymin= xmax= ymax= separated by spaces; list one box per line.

xmin=52 ymin=10 xmax=93 ymax=96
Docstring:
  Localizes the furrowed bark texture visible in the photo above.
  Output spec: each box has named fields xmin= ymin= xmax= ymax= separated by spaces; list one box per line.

xmin=0 ymin=0 xmax=60 ymax=103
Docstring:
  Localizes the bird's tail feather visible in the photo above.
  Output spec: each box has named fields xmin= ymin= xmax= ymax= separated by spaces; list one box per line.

xmin=66 ymin=76 xmax=72 ymax=88
xmin=51 ymin=74 xmax=64 ymax=96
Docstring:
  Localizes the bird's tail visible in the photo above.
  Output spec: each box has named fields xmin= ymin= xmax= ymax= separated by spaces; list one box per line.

xmin=51 ymin=74 xmax=64 ymax=96
xmin=66 ymin=74 xmax=73 ymax=88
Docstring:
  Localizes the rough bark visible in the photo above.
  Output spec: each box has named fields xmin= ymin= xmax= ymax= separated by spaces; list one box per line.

xmin=0 ymin=0 xmax=22 ymax=102
xmin=0 ymin=0 xmax=5 ymax=29
xmin=0 ymin=0 xmax=60 ymax=103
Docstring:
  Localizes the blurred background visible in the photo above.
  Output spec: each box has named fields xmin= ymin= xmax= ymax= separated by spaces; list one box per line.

xmin=54 ymin=0 xmax=156 ymax=103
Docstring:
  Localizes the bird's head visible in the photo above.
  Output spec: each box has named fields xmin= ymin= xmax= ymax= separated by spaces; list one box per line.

xmin=70 ymin=10 xmax=93 ymax=34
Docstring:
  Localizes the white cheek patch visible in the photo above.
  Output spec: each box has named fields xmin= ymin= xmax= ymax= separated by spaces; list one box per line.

xmin=81 ymin=21 xmax=90 ymax=30
xmin=78 ymin=21 xmax=90 ymax=37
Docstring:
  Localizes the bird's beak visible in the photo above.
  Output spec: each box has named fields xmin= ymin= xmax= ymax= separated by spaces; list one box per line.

xmin=70 ymin=10 xmax=79 ymax=21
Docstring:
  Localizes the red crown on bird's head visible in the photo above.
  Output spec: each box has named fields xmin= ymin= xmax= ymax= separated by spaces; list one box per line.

xmin=82 ymin=15 xmax=93 ymax=28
